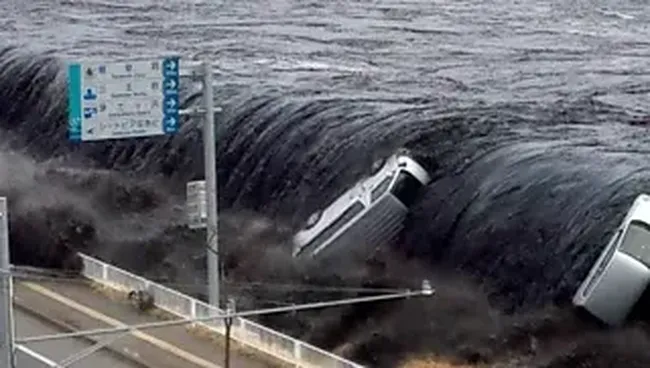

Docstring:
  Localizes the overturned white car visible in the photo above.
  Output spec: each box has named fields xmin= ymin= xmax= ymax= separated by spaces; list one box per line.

xmin=293 ymin=149 xmax=431 ymax=260
xmin=573 ymin=193 xmax=650 ymax=326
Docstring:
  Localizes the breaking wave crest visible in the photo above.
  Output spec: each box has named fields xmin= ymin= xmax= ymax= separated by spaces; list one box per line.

xmin=2 ymin=45 xmax=650 ymax=367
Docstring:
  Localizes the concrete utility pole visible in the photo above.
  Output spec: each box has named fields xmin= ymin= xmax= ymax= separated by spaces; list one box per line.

xmin=0 ymin=197 xmax=15 ymax=367
xmin=202 ymin=60 xmax=220 ymax=308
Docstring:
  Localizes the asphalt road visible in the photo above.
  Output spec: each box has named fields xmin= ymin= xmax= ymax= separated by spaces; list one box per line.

xmin=12 ymin=280 xmax=273 ymax=368
xmin=15 ymin=307 xmax=140 ymax=368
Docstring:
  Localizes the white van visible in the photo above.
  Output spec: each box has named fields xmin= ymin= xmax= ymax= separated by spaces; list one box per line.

xmin=292 ymin=149 xmax=431 ymax=260
xmin=573 ymin=193 xmax=650 ymax=326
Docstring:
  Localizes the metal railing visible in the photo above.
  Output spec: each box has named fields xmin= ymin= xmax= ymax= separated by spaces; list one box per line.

xmin=14 ymin=344 xmax=61 ymax=367
xmin=78 ymin=253 xmax=363 ymax=368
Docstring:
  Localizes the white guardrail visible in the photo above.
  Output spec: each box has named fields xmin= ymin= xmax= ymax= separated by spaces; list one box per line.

xmin=78 ymin=253 xmax=363 ymax=368
xmin=14 ymin=344 xmax=61 ymax=367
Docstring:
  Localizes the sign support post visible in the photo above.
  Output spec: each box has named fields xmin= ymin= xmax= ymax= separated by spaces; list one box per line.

xmin=201 ymin=61 xmax=220 ymax=308
xmin=0 ymin=198 xmax=15 ymax=368
xmin=67 ymin=56 xmax=221 ymax=308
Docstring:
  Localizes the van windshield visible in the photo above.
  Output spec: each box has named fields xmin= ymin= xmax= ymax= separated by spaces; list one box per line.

xmin=619 ymin=220 xmax=650 ymax=266
xmin=390 ymin=171 xmax=423 ymax=206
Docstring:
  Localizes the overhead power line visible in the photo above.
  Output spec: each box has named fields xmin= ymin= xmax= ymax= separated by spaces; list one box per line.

xmin=17 ymin=281 xmax=434 ymax=344
xmin=10 ymin=267 xmax=412 ymax=295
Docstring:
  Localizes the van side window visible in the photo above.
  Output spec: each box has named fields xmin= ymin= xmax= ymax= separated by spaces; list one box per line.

xmin=371 ymin=175 xmax=393 ymax=202
xmin=302 ymin=201 xmax=365 ymax=253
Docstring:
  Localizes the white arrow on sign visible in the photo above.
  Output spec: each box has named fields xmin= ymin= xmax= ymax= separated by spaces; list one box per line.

xmin=165 ymin=79 xmax=177 ymax=89
xmin=166 ymin=99 xmax=176 ymax=108
xmin=166 ymin=117 xmax=177 ymax=126
xmin=166 ymin=60 xmax=177 ymax=70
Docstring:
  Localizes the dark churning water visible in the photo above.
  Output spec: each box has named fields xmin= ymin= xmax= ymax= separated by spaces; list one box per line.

xmin=1 ymin=1 xmax=650 ymax=366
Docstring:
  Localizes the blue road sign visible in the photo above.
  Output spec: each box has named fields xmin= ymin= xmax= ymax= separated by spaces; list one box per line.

xmin=161 ymin=56 xmax=180 ymax=134
xmin=67 ymin=56 xmax=181 ymax=141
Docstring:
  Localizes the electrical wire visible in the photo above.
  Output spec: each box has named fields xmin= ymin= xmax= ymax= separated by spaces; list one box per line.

xmin=225 ymin=280 xmax=409 ymax=294
xmin=17 ymin=289 xmax=431 ymax=344
xmin=9 ymin=267 xmax=410 ymax=295
xmin=200 ymin=232 xmax=414 ymax=294
xmin=10 ymin=273 xmax=329 ymax=308
xmin=163 ymin=226 xmax=409 ymax=294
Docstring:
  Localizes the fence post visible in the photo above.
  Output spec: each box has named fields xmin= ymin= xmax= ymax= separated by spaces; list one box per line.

xmin=190 ymin=300 xmax=197 ymax=327
xmin=294 ymin=340 xmax=302 ymax=366
xmin=239 ymin=318 xmax=247 ymax=337
xmin=102 ymin=263 xmax=108 ymax=280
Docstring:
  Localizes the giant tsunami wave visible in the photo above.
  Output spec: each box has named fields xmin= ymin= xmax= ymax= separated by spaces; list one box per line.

xmin=2 ymin=46 xmax=650 ymax=367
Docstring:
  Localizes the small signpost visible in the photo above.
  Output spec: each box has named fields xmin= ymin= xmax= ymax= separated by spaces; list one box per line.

xmin=67 ymin=57 xmax=180 ymax=141
xmin=186 ymin=180 xmax=207 ymax=229
xmin=224 ymin=298 xmax=236 ymax=368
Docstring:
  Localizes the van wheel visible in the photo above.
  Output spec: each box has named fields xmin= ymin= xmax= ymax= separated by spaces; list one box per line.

xmin=370 ymin=158 xmax=386 ymax=175
xmin=305 ymin=210 xmax=322 ymax=229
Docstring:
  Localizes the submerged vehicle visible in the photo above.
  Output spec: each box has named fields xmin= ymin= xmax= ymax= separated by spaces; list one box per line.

xmin=573 ymin=193 xmax=650 ymax=326
xmin=292 ymin=149 xmax=431 ymax=260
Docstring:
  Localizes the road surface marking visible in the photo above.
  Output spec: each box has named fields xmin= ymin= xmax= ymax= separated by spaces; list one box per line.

xmin=20 ymin=282 xmax=222 ymax=368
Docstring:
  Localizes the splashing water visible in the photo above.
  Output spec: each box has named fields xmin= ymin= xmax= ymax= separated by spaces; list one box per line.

xmin=1 ymin=21 xmax=650 ymax=366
